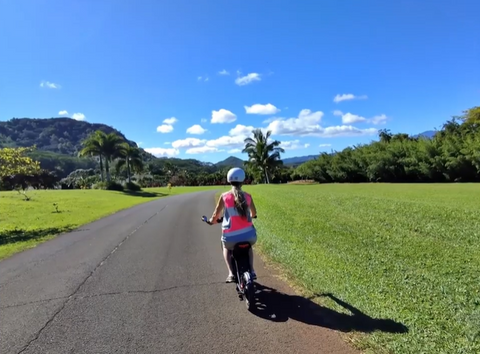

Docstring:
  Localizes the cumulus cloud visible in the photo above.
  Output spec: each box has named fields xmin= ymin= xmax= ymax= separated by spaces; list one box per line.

xmin=319 ymin=143 xmax=332 ymax=147
xmin=72 ymin=113 xmax=86 ymax=121
xmin=211 ymin=109 xmax=237 ymax=124
xmin=370 ymin=114 xmax=388 ymax=125
xmin=186 ymin=146 xmax=221 ymax=154
xmin=59 ymin=110 xmax=68 ymax=115
xmin=156 ymin=125 xmax=174 ymax=133
xmin=218 ymin=69 xmax=230 ymax=75
xmin=335 ymin=110 xmax=388 ymax=125
xmin=40 ymin=81 xmax=61 ymax=89
xmin=235 ymin=73 xmax=261 ymax=86
xmin=157 ymin=117 xmax=178 ymax=133
xmin=341 ymin=113 xmax=367 ymax=124
xmin=333 ymin=93 xmax=368 ymax=103
xmin=266 ymin=109 xmax=377 ymax=137
xmin=186 ymin=124 xmax=207 ymax=135
xmin=171 ymin=138 xmax=207 ymax=149
xmin=245 ymin=103 xmax=280 ymax=115
xmin=144 ymin=147 xmax=180 ymax=157
xmin=280 ymin=140 xmax=307 ymax=150
xmin=304 ymin=143 xmax=310 ymax=148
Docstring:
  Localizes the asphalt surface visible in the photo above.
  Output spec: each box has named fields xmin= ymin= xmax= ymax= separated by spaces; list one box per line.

xmin=1 ymin=191 xmax=357 ymax=354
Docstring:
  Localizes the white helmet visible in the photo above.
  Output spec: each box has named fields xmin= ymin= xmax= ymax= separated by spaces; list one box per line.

xmin=227 ymin=167 xmax=245 ymax=183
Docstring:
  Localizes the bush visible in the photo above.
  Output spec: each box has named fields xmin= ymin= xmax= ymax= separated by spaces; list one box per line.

xmin=125 ymin=181 xmax=141 ymax=191
xmin=106 ymin=181 xmax=124 ymax=191
xmin=92 ymin=181 xmax=108 ymax=190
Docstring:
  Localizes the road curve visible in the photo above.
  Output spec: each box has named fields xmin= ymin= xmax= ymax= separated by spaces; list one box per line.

xmin=1 ymin=191 xmax=357 ymax=354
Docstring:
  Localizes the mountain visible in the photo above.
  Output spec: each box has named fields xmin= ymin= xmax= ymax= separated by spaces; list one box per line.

xmin=413 ymin=130 xmax=437 ymax=139
xmin=215 ymin=156 xmax=245 ymax=168
xmin=0 ymin=117 xmax=138 ymax=155
xmin=283 ymin=154 xmax=318 ymax=166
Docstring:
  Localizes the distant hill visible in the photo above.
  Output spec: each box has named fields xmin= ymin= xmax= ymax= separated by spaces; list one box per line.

xmin=283 ymin=154 xmax=318 ymax=166
xmin=413 ymin=130 xmax=437 ymax=139
xmin=0 ymin=117 xmax=139 ymax=155
xmin=215 ymin=156 xmax=245 ymax=168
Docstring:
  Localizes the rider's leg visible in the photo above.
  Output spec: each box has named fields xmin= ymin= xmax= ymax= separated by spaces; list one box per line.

xmin=222 ymin=244 xmax=235 ymax=282
xmin=248 ymin=248 xmax=257 ymax=279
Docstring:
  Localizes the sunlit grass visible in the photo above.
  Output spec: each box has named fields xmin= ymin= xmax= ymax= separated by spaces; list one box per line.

xmin=243 ymin=183 xmax=480 ymax=354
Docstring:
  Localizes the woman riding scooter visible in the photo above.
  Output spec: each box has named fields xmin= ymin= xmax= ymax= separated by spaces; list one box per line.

xmin=208 ymin=167 xmax=257 ymax=283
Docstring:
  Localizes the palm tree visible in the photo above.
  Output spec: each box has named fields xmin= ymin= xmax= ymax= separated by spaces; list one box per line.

xmin=79 ymin=130 xmax=105 ymax=182
xmin=101 ymin=133 xmax=126 ymax=181
xmin=117 ymin=144 xmax=144 ymax=183
xmin=242 ymin=129 xmax=284 ymax=184
xmin=79 ymin=130 xmax=125 ymax=182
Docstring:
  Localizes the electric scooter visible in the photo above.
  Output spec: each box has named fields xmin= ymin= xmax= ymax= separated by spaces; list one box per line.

xmin=201 ymin=215 xmax=257 ymax=311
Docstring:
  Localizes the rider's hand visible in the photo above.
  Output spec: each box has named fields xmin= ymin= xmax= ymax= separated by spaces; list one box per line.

xmin=208 ymin=217 xmax=215 ymax=224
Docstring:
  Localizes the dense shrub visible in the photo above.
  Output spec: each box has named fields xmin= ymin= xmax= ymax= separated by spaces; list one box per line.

xmin=105 ymin=181 xmax=124 ymax=191
xmin=125 ymin=181 xmax=141 ymax=191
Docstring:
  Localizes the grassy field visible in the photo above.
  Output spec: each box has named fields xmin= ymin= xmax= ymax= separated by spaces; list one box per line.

xmin=0 ymin=186 xmax=220 ymax=260
xmin=242 ymin=184 xmax=480 ymax=354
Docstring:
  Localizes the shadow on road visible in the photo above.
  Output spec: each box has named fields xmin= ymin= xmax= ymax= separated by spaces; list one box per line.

xmin=121 ymin=190 xmax=167 ymax=198
xmin=251 ymin=283 xmax=408 ymax=334
xmin=0 ymin=226 xmax=76 ymax=245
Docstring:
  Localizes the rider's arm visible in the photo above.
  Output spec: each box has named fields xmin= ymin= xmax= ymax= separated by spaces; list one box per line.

xmin=250 ymin=198 xmax=257 ymax=218
xmin=210 ymin=196 xmax=224 ymax=224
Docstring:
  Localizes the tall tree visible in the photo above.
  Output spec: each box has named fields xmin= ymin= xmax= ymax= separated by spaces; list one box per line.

xmin=79 ymin=130 xmax=125 ymax=182
xmin=242 ymin=129 xmax=284 ymax=184
xmin=79 ymin=130 xmax=105 ymax=181
xmin=116 ymin=143 xmax=144 ymax=183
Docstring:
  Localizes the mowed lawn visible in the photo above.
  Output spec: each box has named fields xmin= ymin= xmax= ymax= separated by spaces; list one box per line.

xmin=0 ymin=186 xmax=220 ymax=260
xmin=244 ymin=184 xmax=480 ymax=354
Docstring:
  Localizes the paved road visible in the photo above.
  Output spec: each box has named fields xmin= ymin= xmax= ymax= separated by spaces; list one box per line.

xmin=1 ymin=191 xmax=357 ymax=354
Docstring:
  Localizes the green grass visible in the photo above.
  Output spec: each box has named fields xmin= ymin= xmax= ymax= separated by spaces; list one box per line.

xmin=0 ymin=186 xmax=221 ymax=260
xmin=243 ymin=183 xmax=480 ymax=354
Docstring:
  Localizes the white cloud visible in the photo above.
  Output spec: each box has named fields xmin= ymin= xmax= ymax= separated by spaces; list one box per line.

xmin=206 ymin=135 xmax=246 ymax=149
xmin=304 ymin=143 xmax=310 ymax=148
xmin=198 ymin=76 xmax=209 ymax=82
xmin=266 ymin=109 xmax=377 ymax=137
xmin=186 ymin=146 xmax=222 ymax=154
xmin=197 ymin=76 xmax=203 ymax=81
xmin=229 ymin=124 xmax=255 ymax=137
xmin=59 ymin=110 xmax=68 ymax=115
xmin=137 ymin=142 xmax=143 ymax=146
xmin=72 ymin=113 xmax=86 ymax=121
xmin=371 ymin=114 xmax=388 ymax=125
xmin=186 ymin=124 xmax=207 ymax=135
xmin=157 ymin=117 xmax=178 ymax=133
xmin=319 ymin=143 xmax=332 ymax=147
xmin=218 ymin=69 xmax=230 ymax=75
xmin=171 ymin=138 xmax=207 ymax=149
xmin=201 ymin=118 xmax=207 ymax=123
xmin=341 ymin=113 xmax=367 ymax=124
xmin=144 ymin=147 xmax=180 ymax=157
xmin=235 ymin=73 xmax=261 ymax=86
xmin=164 ymin=142 xmax=171 ymax=145
xmin=228 ymin=148 xmax=242 ymax=153
xmin=266 ymin=109 xmax=324 ymax=136
xmin=245 ymin=103 xmax=280 ymax=115
xmin=211 ymin=109 xmax=237 ymax=124
xmin=156 ymin=125 xmax=174 ymax=133
xmin=163 ymin=117 xmax=178 ymax=125
xmin=333 ymin=93 xmax=368 ymax=103
xmin=281 ymin=140 xmax=307 ymax=150
xmin=335 ymin=110 xmax=388 ymax=125
xmin=40 ymin=81 xmax=61 ymax=89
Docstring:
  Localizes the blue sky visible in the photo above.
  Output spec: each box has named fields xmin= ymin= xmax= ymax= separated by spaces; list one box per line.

xmin=1 ymin=0 xmax=479 ymax=163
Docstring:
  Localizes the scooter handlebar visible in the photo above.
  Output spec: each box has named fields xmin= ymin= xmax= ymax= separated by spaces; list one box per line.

xmin=201 ymin=215 xmax=257 ymax=225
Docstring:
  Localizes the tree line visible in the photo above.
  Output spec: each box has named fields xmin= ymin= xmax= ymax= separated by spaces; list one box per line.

xmin=295 ymin=106 xmax=480 ymax=183
xmin=1 ymin=106 xmax=478 ymax=192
